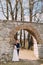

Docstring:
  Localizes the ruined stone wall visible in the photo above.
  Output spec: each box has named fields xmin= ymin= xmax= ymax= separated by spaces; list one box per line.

xmin=0 ymin=20 xmax=43 ymax=62
xmin=0 ymin=20 xmax=14 ymax=62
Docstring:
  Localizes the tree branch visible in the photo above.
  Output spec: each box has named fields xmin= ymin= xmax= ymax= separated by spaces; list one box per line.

xmin=0 ymin=0 xmax=7 ymax=19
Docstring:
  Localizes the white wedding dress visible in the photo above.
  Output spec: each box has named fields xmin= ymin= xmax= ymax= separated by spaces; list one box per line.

xmin=12 ymin=46 xmax=19 ymax=61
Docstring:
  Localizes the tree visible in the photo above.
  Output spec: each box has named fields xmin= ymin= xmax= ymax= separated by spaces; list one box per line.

xmin=15 ymin=0 xmax=18 ymax=20
xmin=0 ymin=0 xmax=42 ymax=21
xmin=29 ymin=0 xmax=34 ymax=22
xmin=6 ymin=0 xmax=9 ymax=20
xmin=0 ymin=0 xmax=9 ymax=20
xmin=41 ymin=0 xmax=43 ymax=12
xmin=0 ymin=0 xmax=14 ymax=20
xmin=0 ymin=0 xmax=42 ymax=48
xmin=20 ymin=0 xmax=23 ymax=47
xmin=23 ymin=30 xmax=25 ymax=48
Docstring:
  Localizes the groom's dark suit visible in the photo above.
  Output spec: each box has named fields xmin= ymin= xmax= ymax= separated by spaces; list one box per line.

xmin=16 ymin=43 xmax=20 ymax=55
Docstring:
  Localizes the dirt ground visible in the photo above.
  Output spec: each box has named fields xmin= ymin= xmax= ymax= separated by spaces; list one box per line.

xmin=19 ymin=49 xmax=43 ymax=65
xmin=19 ymin=49 xmax=38 ymax=60
xmin=0 ymin=49 xmax=43 ymax=65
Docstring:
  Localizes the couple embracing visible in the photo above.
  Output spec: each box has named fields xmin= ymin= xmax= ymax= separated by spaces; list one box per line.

xmin=12 ymin=39 xmax=20 ymax=61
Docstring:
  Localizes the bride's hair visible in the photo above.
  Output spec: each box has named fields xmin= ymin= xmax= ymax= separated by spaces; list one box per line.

xmin=13 ymin=44 xmax=16 ymax=48
xmin=14 ymin=44 xmax=16 ymax=46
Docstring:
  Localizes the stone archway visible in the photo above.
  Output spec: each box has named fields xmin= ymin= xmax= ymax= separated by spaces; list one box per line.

xmin=9 ymin=23 xmax=42 ymax=44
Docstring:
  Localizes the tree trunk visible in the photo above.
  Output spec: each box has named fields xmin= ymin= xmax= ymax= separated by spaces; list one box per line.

xmin=29 ymin=0 xmax=34 ymax=22
xmin=20 ymin=30 xmax=22 ymax=46
xmin=29 ymin=9 xmax=32 ymax=22
xmin=15 ymin=0 xmax=18 ymax=20
xmin=41 ymin=0 xmax=43 ymax=12
xmin=23 ymin=30 xmax=25 ymax=48
xmin=20 ymin=0 xmax=24 ymax=47
xmin=28 ymin=32 xmax=30 ymax=49
xmin=6 ymin=0 xmax=9 ymax=20
xmin=8 ymin=0 xmax=14 ymax=20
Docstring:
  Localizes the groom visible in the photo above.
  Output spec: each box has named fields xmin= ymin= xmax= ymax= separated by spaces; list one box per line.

xmin=16 ymin=39 xmax=20 ymax=56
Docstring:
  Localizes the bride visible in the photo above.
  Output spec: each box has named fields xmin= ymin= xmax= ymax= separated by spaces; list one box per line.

xmin=12 ymin=44 xmax=19 ymax=61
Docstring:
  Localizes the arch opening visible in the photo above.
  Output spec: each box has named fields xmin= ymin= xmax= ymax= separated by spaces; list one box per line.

xmin=9 ymin=24 xmax=42 ymax=44
xmin=14 ymin=29 xmax=38 ymax=50
xmin=10 ymin=29 xmax=38 ymax=60
xmin=9 ymin=24 xmax=42 ymax=60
